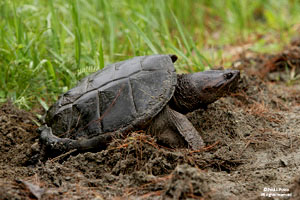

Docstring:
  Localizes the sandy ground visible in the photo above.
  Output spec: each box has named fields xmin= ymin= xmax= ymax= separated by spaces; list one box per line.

xmin=1 ymin=42 xmax=300 ymax=200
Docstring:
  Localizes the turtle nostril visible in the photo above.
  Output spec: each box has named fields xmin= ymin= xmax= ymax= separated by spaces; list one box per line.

xmin=224 ymin=72 xmax=233 ymax=80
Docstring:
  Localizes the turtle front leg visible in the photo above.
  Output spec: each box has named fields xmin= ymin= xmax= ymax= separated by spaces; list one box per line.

xmin=147 ymin=106 xmax=205 ymax=150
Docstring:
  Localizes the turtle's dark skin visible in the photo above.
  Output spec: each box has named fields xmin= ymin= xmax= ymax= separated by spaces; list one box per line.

xmin=39 ymin=54 xmax=240 ymax=155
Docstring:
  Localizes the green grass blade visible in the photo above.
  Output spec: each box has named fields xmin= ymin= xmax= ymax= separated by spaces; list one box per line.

xmin=126 ymin=19 xmax=158 ymax=54
xmin=171 ymin=10 xmax=191 ymax=56
xmin=70 ymin=0 xmax=81 ymax=68
xmin=37 ymin=97 xmax=49 ymax=111
xmin=48 ymin=0 xmax=61 ymax=55
xmin=158 ymin=0 xmax=171 ymax=41
xmin=98 ymin=38 xmax=105 ymax=69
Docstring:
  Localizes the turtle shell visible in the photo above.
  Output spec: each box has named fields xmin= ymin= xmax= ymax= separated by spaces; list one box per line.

xmin=45 ymin=55 xmax=177 ymax=139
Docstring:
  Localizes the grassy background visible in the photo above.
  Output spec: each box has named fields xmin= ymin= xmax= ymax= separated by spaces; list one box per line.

xmin=1 ymin=0 xmax=300 ymax=110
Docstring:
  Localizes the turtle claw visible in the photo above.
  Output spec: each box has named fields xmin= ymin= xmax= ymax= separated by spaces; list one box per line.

xmin=39 ymin=125 xmax=72 ymax=152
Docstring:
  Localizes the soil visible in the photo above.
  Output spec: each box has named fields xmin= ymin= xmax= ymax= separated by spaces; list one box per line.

xmin=1 ymin=41 xmax=300 ymax=200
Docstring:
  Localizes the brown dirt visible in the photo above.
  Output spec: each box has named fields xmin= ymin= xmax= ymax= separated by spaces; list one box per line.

xmin=1 ymin=41 xmax=300 ymax=199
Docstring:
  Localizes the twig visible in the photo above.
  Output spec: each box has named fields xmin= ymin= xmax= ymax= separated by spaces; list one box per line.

xmin=189 ymin=141 xmax=220 ymax=154
xmin=50 ymin=149 xmax=77 ymax=162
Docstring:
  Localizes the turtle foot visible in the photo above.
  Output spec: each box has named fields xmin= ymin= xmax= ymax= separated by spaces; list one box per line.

xmin=38 ymin=125 xmax=118 ymax=157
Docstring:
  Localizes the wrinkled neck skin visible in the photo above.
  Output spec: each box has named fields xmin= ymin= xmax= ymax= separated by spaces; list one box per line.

xmin=169 ymin=74 xmax=203 ymax=114
xmin=169 ymin=70 xmax=240 ymax=114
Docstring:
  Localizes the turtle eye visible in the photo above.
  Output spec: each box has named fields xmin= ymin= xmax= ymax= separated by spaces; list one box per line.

xmin=224 ymin=72 xmax=233 ymax=80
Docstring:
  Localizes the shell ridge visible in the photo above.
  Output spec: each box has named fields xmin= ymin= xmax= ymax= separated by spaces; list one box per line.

xmin=128 ymin=77 xmax=138 ymax=115
xmin=60 ymin=69 xmax=142 ymax=107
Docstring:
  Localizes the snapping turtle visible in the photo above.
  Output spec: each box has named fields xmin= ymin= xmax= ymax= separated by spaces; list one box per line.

xmin=39 ymin=54 xmax=240 ymax=154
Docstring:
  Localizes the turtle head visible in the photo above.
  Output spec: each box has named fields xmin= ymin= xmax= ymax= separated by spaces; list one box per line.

xmin=171 ymin=70 xmax=240 ymax=113
xmin=189 ymin=69 xmax=240 ymax=103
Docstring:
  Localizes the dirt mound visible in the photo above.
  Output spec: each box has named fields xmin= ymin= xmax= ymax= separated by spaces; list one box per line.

xmin=0 ymin=102 xmax=39 ymax=199
xmin=233 ymin=38 xmax=300 ymax=84
xmin=0 ymin=102 xmax=38 ymax=166
xmin=1 ymin=43 xmax=300 ymax=199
